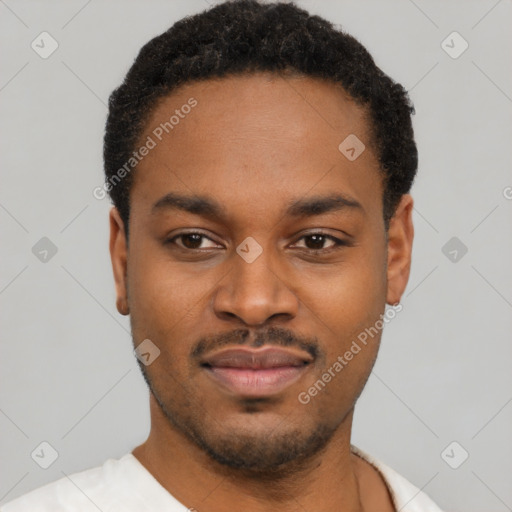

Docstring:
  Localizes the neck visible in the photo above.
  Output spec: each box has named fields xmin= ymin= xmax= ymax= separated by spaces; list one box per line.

xmin=132 ymin=395 xmax=368 ymax=512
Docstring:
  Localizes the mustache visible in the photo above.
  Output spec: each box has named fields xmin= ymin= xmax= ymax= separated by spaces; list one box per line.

xmin=191 ymin=326 xmax=320 ymax=361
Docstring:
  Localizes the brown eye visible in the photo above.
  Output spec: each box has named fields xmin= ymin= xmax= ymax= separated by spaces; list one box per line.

xmin=168 ymin=232 xmax=221 ymax=250
xmin=295 ymin=234 xmax=340 ymax=251
xmin=304 ymin=234 xmax=329 ymax=250
xmin=181 ymin=233 xmax=204 ymax=249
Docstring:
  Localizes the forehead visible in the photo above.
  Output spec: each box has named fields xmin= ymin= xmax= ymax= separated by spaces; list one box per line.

xmin=131 ymin=72 xmax=382 ymax=222
xmin=142 ymin=71 xmax=371 ymax=150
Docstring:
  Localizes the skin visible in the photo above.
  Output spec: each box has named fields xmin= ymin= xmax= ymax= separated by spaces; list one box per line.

xmin=109 ymin=72 xmax=413 ymax=512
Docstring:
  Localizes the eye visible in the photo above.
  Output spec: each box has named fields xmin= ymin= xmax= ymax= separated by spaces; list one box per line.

xmin=292 ymin=233 xmax=344 ymax=251
xmin=168 ymin=232 xmax=222 ymax=250
xmin=166 ymin=231 xmax=346 ymax=252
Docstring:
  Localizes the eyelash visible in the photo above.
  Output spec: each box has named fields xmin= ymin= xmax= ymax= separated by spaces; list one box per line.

xmin=166 ymin=231 xmax=348 ymax=253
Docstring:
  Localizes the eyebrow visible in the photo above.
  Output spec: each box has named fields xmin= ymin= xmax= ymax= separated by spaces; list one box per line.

xmin=286 ymin=194 xmax=364 ymax=217
xmin=151 ymin=192 xmax=364 ymax=219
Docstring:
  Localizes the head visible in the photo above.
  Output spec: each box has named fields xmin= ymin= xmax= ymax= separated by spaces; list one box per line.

xmin=106 ymin=0 xmax=416 ymax=474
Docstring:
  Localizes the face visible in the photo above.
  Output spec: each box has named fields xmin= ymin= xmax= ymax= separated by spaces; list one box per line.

xmin=110 ymin=72 xmax=413 ymax=473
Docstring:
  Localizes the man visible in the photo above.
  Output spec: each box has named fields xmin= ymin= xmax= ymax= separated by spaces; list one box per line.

xmin=2 ymin=1 xmax=444 ymax=510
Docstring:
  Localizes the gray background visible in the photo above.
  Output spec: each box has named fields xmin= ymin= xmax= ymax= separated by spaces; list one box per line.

xmin=1 ymin=1 xmax=511 ymax=510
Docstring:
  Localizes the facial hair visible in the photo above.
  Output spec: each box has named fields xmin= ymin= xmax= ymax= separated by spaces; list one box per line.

xmin=136 ymin=326 xmax=350 ymax=477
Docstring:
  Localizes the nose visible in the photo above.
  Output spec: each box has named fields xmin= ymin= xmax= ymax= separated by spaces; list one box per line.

xmin=212 ymin=247 xmax=299 ymax=327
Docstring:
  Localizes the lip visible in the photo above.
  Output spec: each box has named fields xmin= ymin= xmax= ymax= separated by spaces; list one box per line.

xmin=201 ymin=347 xmax=313 ymax=397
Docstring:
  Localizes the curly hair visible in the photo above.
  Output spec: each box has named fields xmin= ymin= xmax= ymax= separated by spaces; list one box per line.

xmin=103 ymin=0 xmax=417 ymax=235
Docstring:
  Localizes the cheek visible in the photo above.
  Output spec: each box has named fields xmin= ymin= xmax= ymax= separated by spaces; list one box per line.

xmin=126 ymin=247 xmax=185 ymax=340
xmin=300 ymin=245 xmax=387 ymax=334
xmin=296 ymin=256 xmax=386 ymax=417
xmin=294 ymin=246 xmax=388 ymax=394
xmin=126 ymin=245 xmax=224 ymax=348
xmin=128 ymin=242 xmax=194 ymax=312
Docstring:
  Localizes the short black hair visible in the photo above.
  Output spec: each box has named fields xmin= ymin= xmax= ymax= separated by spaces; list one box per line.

xmin=103 ymin=0 xmax=417 ymax=235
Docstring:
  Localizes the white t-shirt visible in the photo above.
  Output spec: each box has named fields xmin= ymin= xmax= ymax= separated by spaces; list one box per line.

xmin=1 ymin=445 xmax=444 ymax=511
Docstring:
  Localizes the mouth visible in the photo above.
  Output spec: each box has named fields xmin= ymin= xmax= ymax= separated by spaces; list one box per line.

xmin=200 ymin=347 xmax=313 ymax=398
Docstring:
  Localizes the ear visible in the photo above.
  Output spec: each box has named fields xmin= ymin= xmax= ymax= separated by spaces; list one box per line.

xmin=386 ymin=194 xmax=414 ymax=305
xmin=109 ymin=207 xmax=129 ymax=315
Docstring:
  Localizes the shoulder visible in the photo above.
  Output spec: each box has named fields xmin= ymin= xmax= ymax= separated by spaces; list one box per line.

xmin=1 ymin=455 xmax=131 ymax=512
xmin=350 ymin=445 xmax=445 ymax=512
